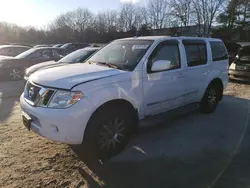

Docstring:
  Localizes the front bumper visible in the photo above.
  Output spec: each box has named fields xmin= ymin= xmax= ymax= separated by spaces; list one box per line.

xmin=229 ymin=69 xmax=250 ymax=81
xmin=20 ymin=93 xmax=94 ymax=144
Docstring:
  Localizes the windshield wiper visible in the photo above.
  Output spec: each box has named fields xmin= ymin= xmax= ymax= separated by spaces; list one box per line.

xmin=96 ymin=62 xmax=119 ymax=69
xmin=87 ymin=60 xmax=96 ymax=64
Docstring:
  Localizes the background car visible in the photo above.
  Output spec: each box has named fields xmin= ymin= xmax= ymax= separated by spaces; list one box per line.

xmin=0 ymin=47 xmax=66 ymax=81
xmin=223 ymin=41 xmax=241 ymax=65
xmin=52 ymin=44 xmax=63 ymax=48
xmin=229 ymin=45 xmax=250 ymax=81
xmin=24 ymin=47 xmax=100 ymax=79
xmin=0 ymin=45 xmax=31 ymax=57
xmin=33 ymin=44 xmax=54 ymax=48
xmin=8 ymin=43 xmax=33 ymax=48
xmin=60 ymin=43 xmax=89 ymax=54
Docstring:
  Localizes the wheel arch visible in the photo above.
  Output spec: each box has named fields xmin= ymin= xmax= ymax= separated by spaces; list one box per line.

xmin=84 ymin=99 xmax=139 ymax=138
xmin=207 ymin=78 xmax=224 ymax=101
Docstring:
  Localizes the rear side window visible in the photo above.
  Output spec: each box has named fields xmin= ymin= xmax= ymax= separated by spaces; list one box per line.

xmin=184 ymin=44 xmax=207 ymax=67
xmin=210 ymin=41 xmax=228 ymax=61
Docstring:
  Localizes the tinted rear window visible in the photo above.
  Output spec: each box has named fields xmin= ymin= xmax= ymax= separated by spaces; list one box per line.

xmin=210 ymin=41 xmax=228 ymax=61
xmin=184 ymin=43 xmax=207 ymax=67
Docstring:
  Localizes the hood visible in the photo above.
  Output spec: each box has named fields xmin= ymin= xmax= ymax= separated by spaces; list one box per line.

xmin=29 ymin=63 xmax=125 ymax=90
xmin=26 ymin=60 xmax=62 ymax=76
xmin=0 ymin=55 xmax=15 ymax=61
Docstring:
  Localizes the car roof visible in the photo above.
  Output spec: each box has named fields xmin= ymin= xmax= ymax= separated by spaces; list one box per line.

xmin=118 ymin=36 xmax=222 ymax=42
xmin=34 ymin=47 xmax=62 ymax=50
xmin=237 ymin=42 xmax=250 ymax=47
xmin=82 ymin=47 xmax=100 ymax=51
xmin=0 ymin=45 xmax=31 ymax=49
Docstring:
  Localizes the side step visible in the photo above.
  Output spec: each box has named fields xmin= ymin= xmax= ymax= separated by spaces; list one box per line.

xmin=139 ymin=103 xmax=199 ymax=130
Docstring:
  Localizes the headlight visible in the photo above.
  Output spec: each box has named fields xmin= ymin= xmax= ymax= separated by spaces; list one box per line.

xmin=48 ymin=90 xmax=83 ymax=109
xmin=229 ymin=63 xmax=235 ymax=70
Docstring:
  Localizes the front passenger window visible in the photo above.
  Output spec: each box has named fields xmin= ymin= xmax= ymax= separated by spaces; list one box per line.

xmin=149 ymin=44 xmax=180 ymax=72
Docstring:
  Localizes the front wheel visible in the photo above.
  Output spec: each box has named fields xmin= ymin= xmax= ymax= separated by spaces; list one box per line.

xmin=83 ymin=108 xmax=131 ymax=160
xmin=200 ymin=84 xmax=221 ymax=113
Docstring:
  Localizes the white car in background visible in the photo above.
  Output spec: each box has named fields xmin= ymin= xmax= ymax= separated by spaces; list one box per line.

xmin=20 ymin=36 xmax=229 ymax=159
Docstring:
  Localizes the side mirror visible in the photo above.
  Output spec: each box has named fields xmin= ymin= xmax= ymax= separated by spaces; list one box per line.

xmin=151 ymin=60 xmax=171 ymax=72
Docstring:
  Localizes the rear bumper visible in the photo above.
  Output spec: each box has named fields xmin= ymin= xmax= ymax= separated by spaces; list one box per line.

xmin=229 ymin=69 xmax=250 ymax=81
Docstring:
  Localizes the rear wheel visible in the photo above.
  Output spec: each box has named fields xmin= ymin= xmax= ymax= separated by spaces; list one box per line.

xmin=200 ymin=83 xmax=222 ymax=113
xmin=9 ymin=68 xmax=23 ymax=81
xmin=83 ymin=107 xmax=132 ymax=160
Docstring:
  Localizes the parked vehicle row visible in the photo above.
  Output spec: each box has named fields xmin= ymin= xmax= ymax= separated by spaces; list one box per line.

xmin=0 ymin=42 xmax=103 ymax=58
xmin=20 ymin=36 xmax=229 ymax=159
xmin=24 ymin=47 xmax=100 ymax=79
xmin=0 ymin=43 xmax=99 ymax=81
xmin=60 ymin=43 xmax=90 ymax=54
xmin=0 ymin=45 xmax=31 ymax=57
xmin=0 ymin=47 xmax=66 ymax=80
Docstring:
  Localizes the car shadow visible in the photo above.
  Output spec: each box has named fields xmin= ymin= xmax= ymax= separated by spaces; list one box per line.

xmin=71 ymin=95 xmax=250 ymax=188
xmin=229 ymin=79 xmax=250 ymax=85
xmin=0 ymin=80 xmax=25 ymax=122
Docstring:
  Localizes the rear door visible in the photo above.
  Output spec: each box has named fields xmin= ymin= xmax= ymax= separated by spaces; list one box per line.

xmin=182 ymin=39 xmax=210 ymax=104
xmin=210 ymin=41 xmax=229 ymax=86
xmin=143 ymin=40 xmax=187 ymax=116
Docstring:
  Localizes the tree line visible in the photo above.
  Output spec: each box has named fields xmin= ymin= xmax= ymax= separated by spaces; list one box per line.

xmin=0 ymin=0 xmax=249 ymax=45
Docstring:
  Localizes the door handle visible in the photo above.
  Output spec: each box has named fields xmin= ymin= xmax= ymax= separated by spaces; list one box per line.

xmin=177 ymin=76 xmax=185 ymax=79
xmin=173 ymin=75 xmax=185 ymax=79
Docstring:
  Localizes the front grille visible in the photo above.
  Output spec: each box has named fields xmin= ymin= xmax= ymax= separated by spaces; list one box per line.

xmin=236 ymin=64 xmax=250 ymax=72
xmin=24 ymin=82 xmax=41 ymax=102
xmin=24 ymin=82 xmax=55 ymax=106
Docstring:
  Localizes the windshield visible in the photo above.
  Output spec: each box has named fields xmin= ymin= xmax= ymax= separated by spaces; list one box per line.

xmin=59 ymin=49 xmax=95 ymax=63
xmin=88 ymin=40 xmax=153 ymax=71
xmin=239 ymin=47 xmax=250 ymax=57
xmin=15 ymin=48 xmax=36 ymax=59
xmin=60 ymin=43 xmax=71 ymax=49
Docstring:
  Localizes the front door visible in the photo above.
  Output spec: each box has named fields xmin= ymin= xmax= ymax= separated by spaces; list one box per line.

xmin=143 ymin=40 xmax=186 ymax=116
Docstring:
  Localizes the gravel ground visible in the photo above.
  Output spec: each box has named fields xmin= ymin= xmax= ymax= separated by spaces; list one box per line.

xmin=1 ymin=80 xmax=250 ymax=188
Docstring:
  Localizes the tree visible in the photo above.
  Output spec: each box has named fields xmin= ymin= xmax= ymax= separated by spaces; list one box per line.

xmin=119 ymin=3 xmax=137 ymax=31
xmin=218 ymin=0 xmax=240 ymax=28
xmin=192 ymin=0 xmax=226 ymax=35
xmin=147 ymin=0 xmax=171 ymax=29
xmin=217 ymin=0 xmax=250 ymax=40
xmin=170 ymin=0 xmax=193 ymax=27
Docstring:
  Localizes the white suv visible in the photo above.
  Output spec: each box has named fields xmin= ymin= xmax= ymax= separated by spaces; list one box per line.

xmin=20 ymin=36 xmax=229 ymax=159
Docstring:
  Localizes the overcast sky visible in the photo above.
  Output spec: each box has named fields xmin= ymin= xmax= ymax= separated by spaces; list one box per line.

xmin=0 ymin=0 xmax=145 ymax=28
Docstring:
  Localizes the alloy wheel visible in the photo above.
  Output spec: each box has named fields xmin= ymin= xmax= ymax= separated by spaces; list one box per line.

xmin=207 ymin=88 xmax=217 ymax=107
xmin=9 ymin=69 xmax=21 ymax=80
xmin=99 ymin=118 xmax=126 ymax=151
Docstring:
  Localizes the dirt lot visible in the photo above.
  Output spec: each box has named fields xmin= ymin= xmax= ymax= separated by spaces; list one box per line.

xmin=1 ymin=80 xmax=250 ymax=188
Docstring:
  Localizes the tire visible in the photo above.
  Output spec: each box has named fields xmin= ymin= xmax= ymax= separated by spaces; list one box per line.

xmin=200 ymin=83 xmax=222 ymax=113
xmin=83 ymin=107 xmax=132 ymax=160
xmin=9 ymin=68 xmax=23 ymax=81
